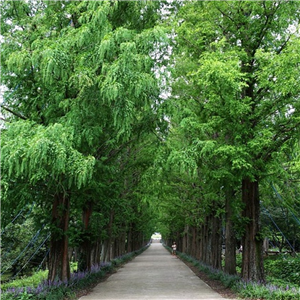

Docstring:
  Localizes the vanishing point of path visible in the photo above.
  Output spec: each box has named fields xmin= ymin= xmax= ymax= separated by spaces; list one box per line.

xmin=79 ymin=243 xmax=235 ymax=300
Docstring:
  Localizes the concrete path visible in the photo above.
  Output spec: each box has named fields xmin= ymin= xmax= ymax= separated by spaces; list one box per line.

xmin=79 ymin=243 xmax=233 ymax=300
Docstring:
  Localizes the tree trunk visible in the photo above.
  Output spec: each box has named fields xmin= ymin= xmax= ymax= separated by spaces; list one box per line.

xmin=224 ymin=189 xmax=237 ymax=275
xmin=127 ymin=225 xmax=132 ymax=253
xmin=48 ymin=193 xmax=70 ymax=282
xmin=195 ymin=227 xmax=201 ymax=260
xmin=182 ymin=225 xmax=188 ymax=254
xmin=211 ymin=215 xmax=222 ymax=270
xmin=91 ymin=238 xmax=102 ymax=266
xmin=241 ymin=178 xmax=265 ymax=282
xmin=199 ymin=221 xmax=206 ymax=263
xmin=191 ymin=226 xmax=197 ymax=258
xmin=78 ymin=201 xmax=93 ymax=271
xmin=201 ymin=216 xmax=211 ymax=265
xmin=101 ymin=209 xmax=115 ymax=262
xmin=101 ymin=240 xmax=109 ymax=263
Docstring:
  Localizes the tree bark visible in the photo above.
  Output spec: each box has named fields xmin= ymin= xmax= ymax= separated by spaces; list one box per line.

xmin=48 ymin=193 xmax=70 ymax=282
xmin=101 ymin=240 xmax=109 ymax=263
xmin=224 ymin=189 xmax=237 ymax=275
xmin=195 ymin=227 xmax=201 ymax=260
xmin=211 ymin=215 xmax=222 ymax=270
xmin=101 ymin=209 xmax=115 ymax=262
xmin=241 ymin=178 xmax=265 ymax=282
xmin=201 ymin=216 xmax=211 ymax=265
xmin=78 ymin=201 xmax=93 ymax=271
xmin=127 ymin=225 xmax=132 ymax=253
xmin=91 ymin=238 xmax=102 ymax=266
xmin=191 ymin=226 xmax=197 ymax=258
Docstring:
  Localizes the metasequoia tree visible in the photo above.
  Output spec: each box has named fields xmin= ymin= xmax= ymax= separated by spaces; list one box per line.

xmin=259 ymin=145 xmax=300 ymax=253
xmin=156 ymin=121 xmax=226 ymax=269
xmin=168 ymin=0 xmax=300 ymax=281
xmin=1 ymin=121 xmax=95 ymax=281
xmin=1 ymin=0 xmax=168 ymax=281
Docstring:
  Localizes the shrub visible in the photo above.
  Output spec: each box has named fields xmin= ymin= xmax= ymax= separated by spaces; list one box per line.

xmin=176 ymin=250 xmax=300 ymax=300
xmin=176 ymin=252 xmax=240 ymax=289
xmin=1 ymin=245 xmax=149 ymax=300
xmin=264 ymin=254 xmax=300 ymax=286
xmin=235 ymin=280 xmax=300 ymax=300
xmin=1 ymin=270 xmax=48 ymax=292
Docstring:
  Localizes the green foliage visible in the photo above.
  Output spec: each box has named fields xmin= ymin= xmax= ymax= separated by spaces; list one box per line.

xmin=235 ymin=280 xmax=300 ymax=300
xmin=177 ymin=251 xmax=240 ymax=289
xmin=237 ymin=254 xmax=300 ymax=298
xmin=265 ymin=255 xmax=300 ymax=286
xmin=1 ymin=0 xmax=166 ymax=285
xmin=1 ymin=216 xmax=48 ymax=279
xmin=177 ymin=249 xmax=300 ymax=300
xmin=1 ymin=0 xmax=300 ymax=291
xmin=1 ymin=270 xmax=48 ymax=292
xmin=158 ymin=0 xmax=300 ymax=283
xmin=235 ymin=253 xmax=242 ymax=274
xmin=1 ymin=245 xmax=149 ymax=300
xmin=1 ymin=121 xmax=95 ymax=189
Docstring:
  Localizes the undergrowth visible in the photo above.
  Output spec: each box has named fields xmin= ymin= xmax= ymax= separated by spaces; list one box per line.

xmin=1 ymin=245 xmax=149 ymax=300
xmin=175 ymin=249 xmax=300 ymax=300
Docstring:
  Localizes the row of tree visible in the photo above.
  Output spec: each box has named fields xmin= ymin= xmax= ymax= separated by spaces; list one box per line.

xmin=1 ymin=0 xmax=300 ymax=285
xmin=156 ymin=0 xmax=300 ymax=282
xmin=1 ymin=0 xmax=168 ymax=282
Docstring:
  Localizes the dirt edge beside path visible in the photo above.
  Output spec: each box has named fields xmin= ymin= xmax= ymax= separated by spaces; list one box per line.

xmin=181 ymin=259 xmax=238 ymax=299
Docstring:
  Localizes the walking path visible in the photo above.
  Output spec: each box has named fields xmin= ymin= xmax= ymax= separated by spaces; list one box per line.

xmin=79 ymin=243 xmax=234 ymax=300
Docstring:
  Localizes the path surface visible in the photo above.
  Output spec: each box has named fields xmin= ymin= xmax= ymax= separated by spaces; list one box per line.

xmin=79 ymin=243 xmax=233 ymax=300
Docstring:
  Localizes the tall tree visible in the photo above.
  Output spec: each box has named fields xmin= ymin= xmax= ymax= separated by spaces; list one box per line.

xmin=1 ymin=121 xmax=95 ymax=281
xmin=1 ymin=0 xmax=168 ymax=281
xmin=169 ymin=0 xmax=300 ymax=281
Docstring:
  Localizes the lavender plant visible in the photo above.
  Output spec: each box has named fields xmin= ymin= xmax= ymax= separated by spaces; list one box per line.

xmin=177 ymin=251 xmax=300 ymax=300
xmin=1 ymin=247 xmax=148 ymax=300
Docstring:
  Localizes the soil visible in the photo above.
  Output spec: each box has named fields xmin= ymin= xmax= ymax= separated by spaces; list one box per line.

xmin=74 ymin=269 xmax=117 ymax=299
xmin=181 ymin=259 xmax=239 ymax=299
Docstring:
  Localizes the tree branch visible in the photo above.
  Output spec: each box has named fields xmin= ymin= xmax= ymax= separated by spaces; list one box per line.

xmin=1 ymin=105 xmax=27 ymax=120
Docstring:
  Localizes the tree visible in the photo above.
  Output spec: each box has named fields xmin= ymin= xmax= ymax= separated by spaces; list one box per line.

xmin=1 ymin=121 xmax=95 ymax=281
xmin=1 ymin=0 xmax=168 ymax=281
xmin=1 ymin=212 xmax=48 ymax=278
xmin=168 ymin=0 xmax=300 ymax=281
xmin=260 ymin=146 xmax=300 ymax=253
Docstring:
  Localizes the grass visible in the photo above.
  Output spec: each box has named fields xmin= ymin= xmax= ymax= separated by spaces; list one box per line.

xmin=171 ymin=247 xmax=300 ymax=300
xmin=1 ymin=244 xmax=150 ymax=300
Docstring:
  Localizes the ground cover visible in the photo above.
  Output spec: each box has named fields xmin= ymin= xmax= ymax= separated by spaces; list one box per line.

xmin=181 ymin=259 xmax=238 ymax=299
xmin=2 ymin=245 xmax=299 ymax=300
xmin=0 ymin=246 xmax=149 ymax=300
xmin=177 ymin=251 xmax=300 ymax=300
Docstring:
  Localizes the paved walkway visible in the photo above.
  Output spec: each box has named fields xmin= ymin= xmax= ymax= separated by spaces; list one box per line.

xmin=79 ymin=243 xmax=233 ymax=300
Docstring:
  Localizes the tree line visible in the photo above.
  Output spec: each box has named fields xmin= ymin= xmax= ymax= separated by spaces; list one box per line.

xmin=1 ymin=0 xmax=167 ymax=282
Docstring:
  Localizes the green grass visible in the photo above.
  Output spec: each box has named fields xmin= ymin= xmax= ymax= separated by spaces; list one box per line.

xmin=1 ymin=270 xmax=48 ymax=292
xmin=175 ymin=249 xmax=300 ymax=300
xmin=1 ymin=244 xmax=150 ymax=300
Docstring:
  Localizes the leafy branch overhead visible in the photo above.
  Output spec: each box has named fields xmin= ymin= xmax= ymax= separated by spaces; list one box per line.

xmin=1 ymin=121 xmax=95 ymax=189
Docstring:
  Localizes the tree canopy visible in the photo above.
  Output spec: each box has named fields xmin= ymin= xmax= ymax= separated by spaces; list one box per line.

xmin=1 ymin=0 xmax=168 ymax=282
xmin=162 ymin=0 xmax=300 ymax=281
